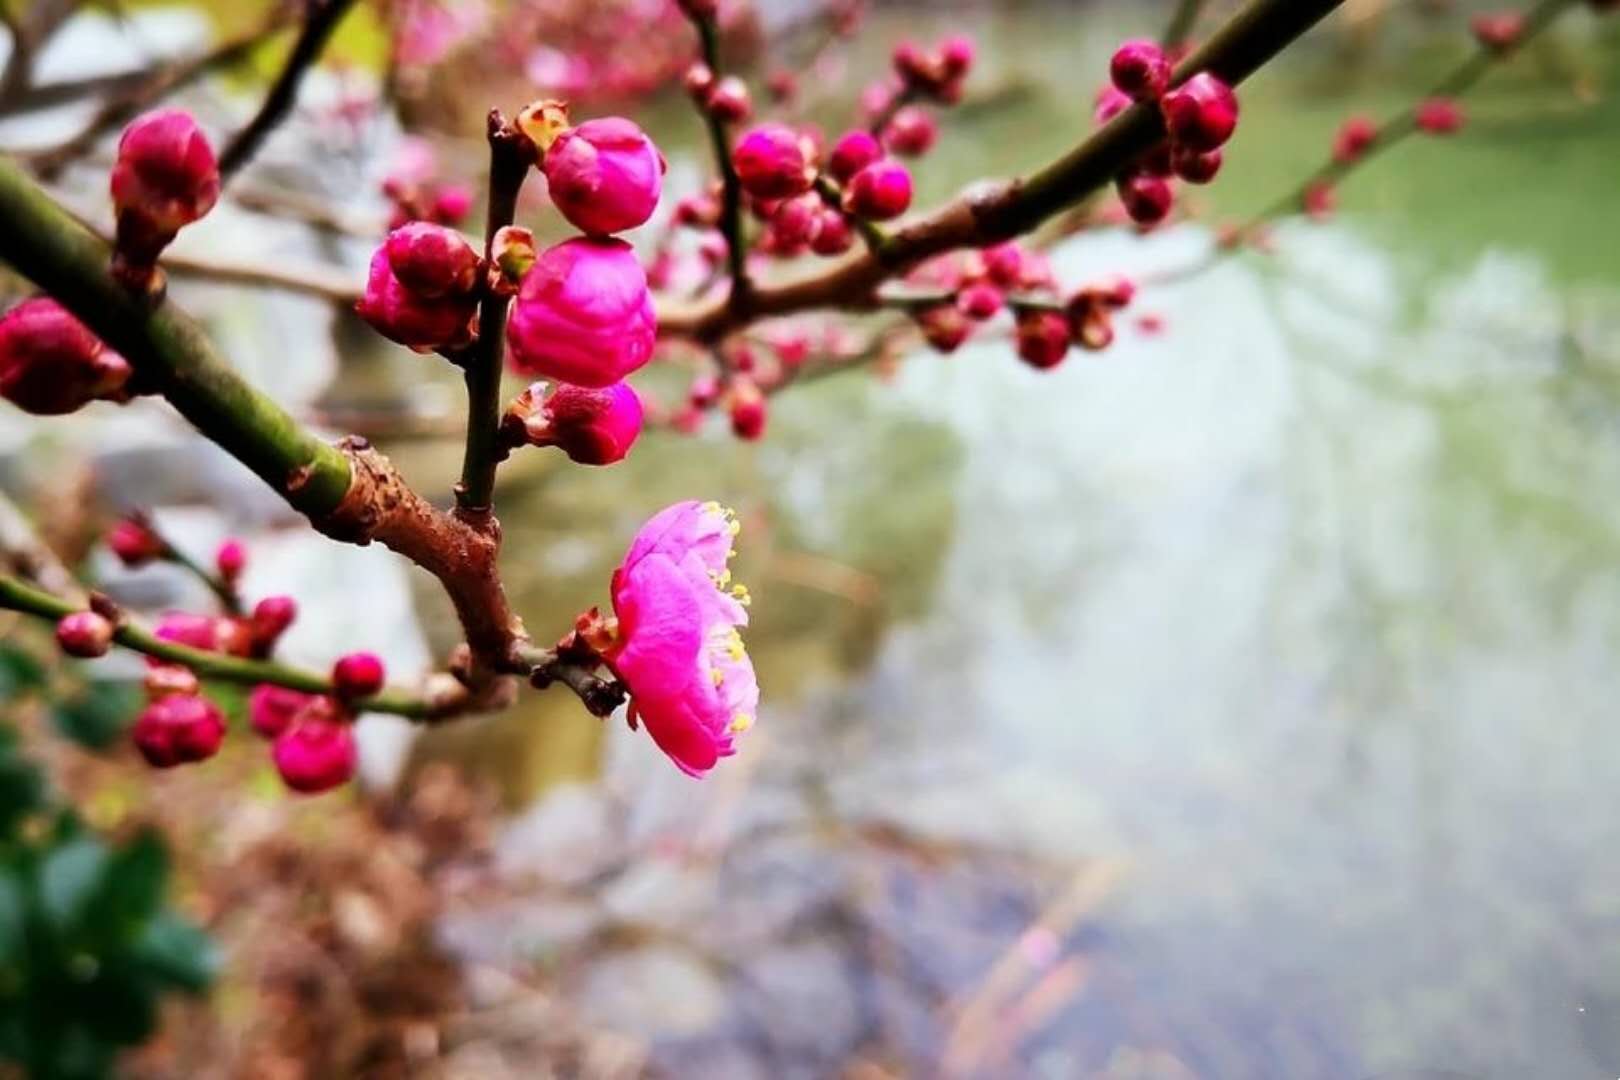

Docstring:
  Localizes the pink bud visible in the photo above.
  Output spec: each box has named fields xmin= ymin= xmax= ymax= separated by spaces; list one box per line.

xmin=729 ymin=379 xmax=767 ymax=440
xmin=1161 ymin=73 xmax=1239 ymax=151
xmin=131 ymin=693 xmax=225 ymax=767
xmin=1110 ymin=39 xmax=1171 ymax=102
xmin=883 ymin=106 xmax=938 ymax=157
xmin=110 ymin=108 xmax=219 ymax=263
xmin=144 ymin=664 xmax=199 ymax=700
xmin=1471 ymin=11 xmax=1526 ymax=52
xmin=688 ymin=373 xmax=722 ymax=408
xmin=1303 ymin=181 xmax=1337 ymax=221
xmin=1415 ymin=97 xmax=1464 ymax=135
xmin=892 ymin=41 xmax=935 ymax=87
xmin=332 ymin=651 xmax=385 ymax=698
xmin=0 ymin=298 xmax=132 ymax=416
xmin=1094 ymin=85 xmax=1132 ymax=127
xmin=356 ymin=247 xmax=478 ymax=352
xmin=107 ymin=517 xmax=164 ymax=567
xmin=1332 ymin=116 xmax=1377 ymax=164
xmin=251 ymin=594 xmax=297 ymax=649
xmin=810 ymin=210 xmax=854 ymax=256
xmin=1171 ymin=146 xmax=1222 ymax=184
xmin=684 ymin=62 xmax=716 ymax=101
xmin=938 ymin=34 xmax=976 ymax=80
xmin=767 ymin=70 xmax=798 ymax=103
xmin=1016 ymin=311 xmax=1070 ymax=370
xmin=56 ymin=611 xmax=113 ymax=658
xmin=214 ymin=538 xmax=246 ymax=582
xmin=543 ymin=117 xmax=667 ymax=236
xmin=521 ymin=381 xmax=644 ymax=465
xmin=733 ymin=124 xmax=814 ymax=200
xmin=828 ymin=130 xmax=883 ymax=184
xmin=956 ymin=282 xmax=1003 ymax=321
xmin=1073 ymin=307 xmax=1116 ymax=351
xmin=981 ymin=242 xmax=1025 ymax=289
xmin=767 ymin=194 xmax=822 ymax=252
xmin=248 ymin=683 xmax=312 ymax=738
xmin=1116 ymin=172 xmax=1174 ymax=225
xmin=843 ymin=160 xmax=912 ymax=220
xmin=675 ymin=192 xmax=720 ymax=228
xmin=706 ymin=76 xmax=752 ymax=123
xmin=272 ymin=708 xmax=357 ymax=794
xmin=917 ymin=305 xmax=971 ymax=353
xmin=384 ymin=222 xmax=481 ymax=299
xmin=155 ymin=612 xmax=223 ymax=653
xmin=431 ymin=183 xmax=474 ymax=225
xmin=507 ymin=237 xmax=655 ymax=388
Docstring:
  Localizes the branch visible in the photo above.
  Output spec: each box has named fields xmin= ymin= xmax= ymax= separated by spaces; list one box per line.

xmin=685 ymin=7 xmax=751 ymax=315
xmin=655 ymin=0 xmax=1349 ymax=343
xmin=453 ymin=112 xmax=529 ymax=515
xmin=0 ymin=571 xmax=443 ymax=718
xmin=217 ymin=0 xmax=359 ymax=183
xmin=26 ymin=11 xmax=293 ymax=179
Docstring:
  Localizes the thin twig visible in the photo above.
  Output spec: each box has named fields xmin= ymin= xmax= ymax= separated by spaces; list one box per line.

xmin=685 ymin=7 xmax=751 ymax=316
xmin=1162 ymin=0 xmax=1208 ymax=49
xmin=217 ymin=0 xmax=360 ymax=182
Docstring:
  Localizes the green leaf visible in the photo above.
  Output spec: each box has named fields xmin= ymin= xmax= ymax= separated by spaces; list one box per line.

xmin=37 ymin=836 xmax=109 ymax=934
xmin=0 ymin=643 xmax=46 ymax=698
xmin=50 ymin=681 xmax=141 ymax=752
xmin=129 ymin=912 xmax=217 ymax=993
xmin=100 ymin=829 xmax=168 ymax=926
xmin=0 ymin=868 xmax=24 ymax=968
xmin=0 ymin=747 xmax=45 ymax=838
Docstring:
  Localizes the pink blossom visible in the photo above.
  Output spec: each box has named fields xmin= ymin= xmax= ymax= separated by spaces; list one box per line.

xmin=883 ymin=106 xmax=938 ymax=156
xmin=249 ymin=683 xmax=313 ymax=738
xmin=332 ymin=651 xmax=386 ymax=698
xmin=272 ymin=705 xmax=357 ymax=793
xmin=1333 ymin=116 xmax=1377 ymax=163
xmin=155 ymin=612 xmax=225 ymax=653
xmin=385 ymin=222 xmax=480 ymax=299
xmin=507 ymin=237 xmax=655 ymax=388
xmin=543 ymin=118 xmax=666 ymax=235
xmin=214 ymin=538 xmax=247 ymax=581
xmin=1415 ymin=97 xmax=1464 ymax=135
xmin=1016 ymin=311 xmax=1070 ymax=370
xmin=132 ymin=693 xmax=226 ymax=767
xmin=606 ymin=501 xmax=758 ymax=777
xmin=356 ymin=246 xmax=478 ymax=352
xmin=1110 ymin=39 xmax=1172 ymax=102
xmin=0 ymin=298 xmax=132 ymax=416
xmin=1161 ymin=73 xmax=1239 ymax=151
xmin=827 ymin=129 xmax=883 ymax=184
xmin=56 ymin=611 xmax=113 ymax=658
xmin=732 ymin=123 xmax=814 ymax=199
xmin=843 ymin=160 xmax=912 ymax=220
xmin=110 ymin=108 xmax=219 ymax=260
xmin=516 ymin=380 xmax=644 ymax=465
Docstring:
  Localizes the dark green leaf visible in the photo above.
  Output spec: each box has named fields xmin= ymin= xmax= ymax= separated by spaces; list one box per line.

xmin=37 ymin=836 xmax=108 ymax=934
xmin=129 ymin=911 xmax=217 ymax=993
xmin=0 ymin=643 xmax=46 ymax=698
xmin=99 ymin=829 xmax=168 ymax=926
xmin=50 ymin=681 xmax=141 ymax=752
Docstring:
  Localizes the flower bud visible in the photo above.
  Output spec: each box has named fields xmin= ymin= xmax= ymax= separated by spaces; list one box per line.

xmin=892 ymin=41 xmax=936 ymax=88
xmin=155 ymin=611 xmax=224 ymax=652
xmin=0 ymin=298 xmax=132 ymax=416
xmin=516 ymin=99 xmax=571 ymax=153
xmin=272 ymin=707 xmax=357 ymax=794
xmin=810 ymin=210 xmax=854 ymax=256
xmin=108 ymin=517 xmax=164 ymax=567
xmin=1016 ymin=311 xmax=1071 ymax=370
xmin=684 ymin=62 xmax=716 ymax=101
xmin=56 ymin=611 xmax=114 ymax=658
xmin=507 ymin=238 xmax=655 ymax=388
xmin=729 ymin=379 xmax=767 ymax=440
xmin=543 ymin=117 xmax=666 ymax=235
xmin=883 ymin=107 xmax=938 ymax=157
xmin=1072 ymin=306 xmax=1115 ymax=351
xmin=843 ymin=160 xmax=912 ymax=220
xmin=385 ymin=222 xmax=481 ymax=299
xmin=733 ymin=124 xmax=815 ymax=200
xmin=916 ymin=304 xmax=971 ymax=353
xmin=1303 ymin=181 xmax=1337 ymax=221
xmin=249 ymin=683 xmax=312 ymax=738
xmin=1171 ymin=146 xmax=1222 ymax=184
xmin=131 ymin=693 xmax=225 ymax=767
xmin=1332 ymin=116 xmax=1377 ymax=163
xmin=1094 ymin=85 xmax=1132 ymax=126
xmin=828 ymin=130 xmax=883 ymax=184
xmin=767 ymin=70 xmax=798 ymax=103
xmin=1116 ymin=172 xmax=1174 ymax=225
xmin=1471 ymin=11 xmax=1525 ymax=52
xmin=144 ymin=664 xmax=198 ymax=699
xmin=214 ymin=538 xmax=246 ymax=582
xmin=767 ymin=194 xmax=822 ymax=252
xmin=251 ymin=594 xmax=297 ymax=649
xmin=356 ymin=247 xmax=478 ymax=352
xmin=688 ymin=373 xmax=722 ymax=408
xmin=110 ymin=108 xmax=219 ymax=265
xmin=1415 ymin=97 xmax=1464 ymax=135
xmin=516 ymin=380 xmax=643 ymax=466
xmin=675 ymin=193 xmax=720 ymax=228
xmin=1160 ymin=72 xmax=1239 ymax=151
xmin=939 ymin=34 xmax=976 ymax=80
xmin=956 ymin=282 xmax=1003 ymax=321
xmin=706 ymin=76 xmax=752 ymax=123
xmin=1110 ymin=39 xmax=1171 ymax=102
xmin=332 ymin=651 xmax=386 ymax=699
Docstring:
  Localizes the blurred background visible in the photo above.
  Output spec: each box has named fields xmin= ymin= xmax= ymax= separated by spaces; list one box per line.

xmin=3 ymin=0 xmax=1620 ymax=1076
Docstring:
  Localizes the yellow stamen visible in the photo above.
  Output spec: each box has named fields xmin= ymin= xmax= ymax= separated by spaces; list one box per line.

xmin=729 ymin=712 xmax=753 ymax=734
xmin=711 ymin=667 xmax=725 ymax=686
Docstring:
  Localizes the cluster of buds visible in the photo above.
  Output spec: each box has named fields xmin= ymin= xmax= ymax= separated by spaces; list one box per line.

xmin=244 ymin=653 xmax=380 ymax=792
xmin=685 ymin=61 xmax=753 ymax=124
xmin=886 ymin=34 xmax=976 ymax=107
xmin=356 ymin=221 xmax=481 ymax=352
xmin=381 ymin=139 xmax=474 ymax=231
xmin=109 ymin=109 xmax=220 ymax=294
xmin=1098 ymin=41 xmax=1240 ymax=227
xmin=0 ymin=298 xmax=133 ymax=416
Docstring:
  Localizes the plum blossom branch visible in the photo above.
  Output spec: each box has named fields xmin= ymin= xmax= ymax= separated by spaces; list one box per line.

xmin=655 ymin=0 xmax=1349 ymax=343
xmin=0 ymin=571 xmax=443 ymax=718
xmin=684 ymin=5 xmax=752 ymax=314
xmin=216 ymin=0 xmax=360 ymax=182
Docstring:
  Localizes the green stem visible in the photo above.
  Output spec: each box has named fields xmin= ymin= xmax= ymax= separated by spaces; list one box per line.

xmin=161 ymin=543 xmax=242 ymax=616
xmin=0 ymin=156 xmax=353 ymax=518
xmin=0 ymin=573 xmax=433 ymax=717
xmin=1162 ymin=0 xmax=1207 ymax=49
xmin=454 ymin=112 xmax=529 ymax=514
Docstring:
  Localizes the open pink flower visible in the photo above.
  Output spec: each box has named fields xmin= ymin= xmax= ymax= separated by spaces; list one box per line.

xmin=507 ymin=237 xmax=655 ymax=387
xmin=605 ymin=501 xmax=758 ymax=777
xmin=543 ymin=117 xmax=666 ymax=236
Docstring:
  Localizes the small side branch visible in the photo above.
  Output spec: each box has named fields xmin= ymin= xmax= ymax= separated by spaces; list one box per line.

xmin=685 ymin=8 xmax=751 ymax=316
xmin=217 ymin=0 xmax=359 ymax=182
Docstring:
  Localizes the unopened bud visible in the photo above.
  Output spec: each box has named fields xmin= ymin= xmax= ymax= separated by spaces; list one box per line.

xmin=56 ymin=611 xmax=114 ymax=658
